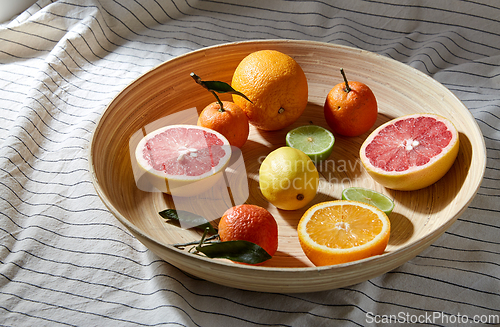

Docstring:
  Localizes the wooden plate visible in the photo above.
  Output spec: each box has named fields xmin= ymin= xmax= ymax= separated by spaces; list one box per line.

xmin=89 ymin=40 xmax=486 ymax=293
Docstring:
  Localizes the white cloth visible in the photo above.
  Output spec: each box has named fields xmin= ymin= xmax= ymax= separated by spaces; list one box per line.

xmin=1 ymin=1 xmax=499 ymax=326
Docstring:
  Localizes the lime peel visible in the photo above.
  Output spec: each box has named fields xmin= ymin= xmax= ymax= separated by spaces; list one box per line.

xmin=286 ymin=125 xmax=335 ymax=163
xmin=341 ymin=187 xmax=395 ymax=215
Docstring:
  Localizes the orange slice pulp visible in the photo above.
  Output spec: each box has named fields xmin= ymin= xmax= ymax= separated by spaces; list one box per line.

xmin=297 ymin=200 xmax=391 ymax=266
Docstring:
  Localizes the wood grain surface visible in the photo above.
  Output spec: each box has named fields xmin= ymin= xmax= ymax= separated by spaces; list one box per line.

xmin=89 ymin=40 xmax=486 ymax=293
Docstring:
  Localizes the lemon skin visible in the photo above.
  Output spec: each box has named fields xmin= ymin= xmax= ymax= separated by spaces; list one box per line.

xmin=259 ymin=147 xmax=319 ymax=210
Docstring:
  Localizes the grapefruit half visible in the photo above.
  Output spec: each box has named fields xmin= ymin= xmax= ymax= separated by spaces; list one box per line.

xmin=135 ymin=124 xmax=232 ymax=197
xmin=360 ymin=113 xmax=459 ymax=191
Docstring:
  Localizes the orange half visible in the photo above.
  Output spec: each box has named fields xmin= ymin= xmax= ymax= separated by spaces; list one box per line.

xmin=297 ymin=200 xmax=390 ymax=266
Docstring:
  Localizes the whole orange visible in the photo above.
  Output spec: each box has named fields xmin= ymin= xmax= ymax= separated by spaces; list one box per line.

xmin=218 ymin=204 xmax=278 ymax=259
xmin=197 ymin=101 xmax=249 ymax=148
xmin=324 ymin=70 xmax=378 ymax=137
xmin=231 ymin=50 xmax=308 ymax=131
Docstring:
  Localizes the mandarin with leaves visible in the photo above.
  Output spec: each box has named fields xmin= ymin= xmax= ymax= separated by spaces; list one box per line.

xmin=197 ymin=101 xmax=249 ymax=148
xmin=192 ymin=72 xmax=251 ymax=148
xmin=218 ymin=204 xmax=278 ymax=262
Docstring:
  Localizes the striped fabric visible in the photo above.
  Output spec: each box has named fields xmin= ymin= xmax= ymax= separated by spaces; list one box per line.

xmin=1 ymin=1 xmax=498 ymax=326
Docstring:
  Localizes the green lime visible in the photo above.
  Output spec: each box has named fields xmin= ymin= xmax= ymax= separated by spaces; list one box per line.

xmin=341 ymin=187 xmax=395 ymax=216
xmin=285 ymin=125 xmax=335 ymax=163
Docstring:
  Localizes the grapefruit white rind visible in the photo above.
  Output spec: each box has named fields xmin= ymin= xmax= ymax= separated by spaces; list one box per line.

xmin=360 ymin=113 xmax=459 ymax=191
xmin=135 ymin=124 xmax=231 ymax=197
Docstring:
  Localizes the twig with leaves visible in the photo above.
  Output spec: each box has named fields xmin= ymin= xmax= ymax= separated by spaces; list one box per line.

xmin=160 ymin=209 xmax=271 ymax=264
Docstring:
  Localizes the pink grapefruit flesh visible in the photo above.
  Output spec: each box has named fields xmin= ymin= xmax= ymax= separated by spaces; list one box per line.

xmin=135 ymin=124 xmax=231 ymax=196
xmin=360 ymin=113 xmax=459 ymax=191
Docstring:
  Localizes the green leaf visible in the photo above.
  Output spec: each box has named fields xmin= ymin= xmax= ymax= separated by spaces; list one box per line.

xmin=190 ymin=72 xmax=253 ymax=103
xmin=159 ymin=209 xmax=217 ymax=234
xmin=196 ymin=240 xmax=272 ymax=264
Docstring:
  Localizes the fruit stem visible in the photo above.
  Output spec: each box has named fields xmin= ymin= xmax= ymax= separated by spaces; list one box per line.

xmin=172 ymin=234 xmax=219 ymax=248
xmin=340 ymin=68 xmax=351 ymax=93
xmin=196 ymin=227 xmax=210 ymax=251
xmin=211 ymin=91 xmax=225 ymax=112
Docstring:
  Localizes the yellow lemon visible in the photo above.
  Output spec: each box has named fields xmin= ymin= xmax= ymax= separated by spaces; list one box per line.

xmin=259 ymin=147 xmax=319 ymax=210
